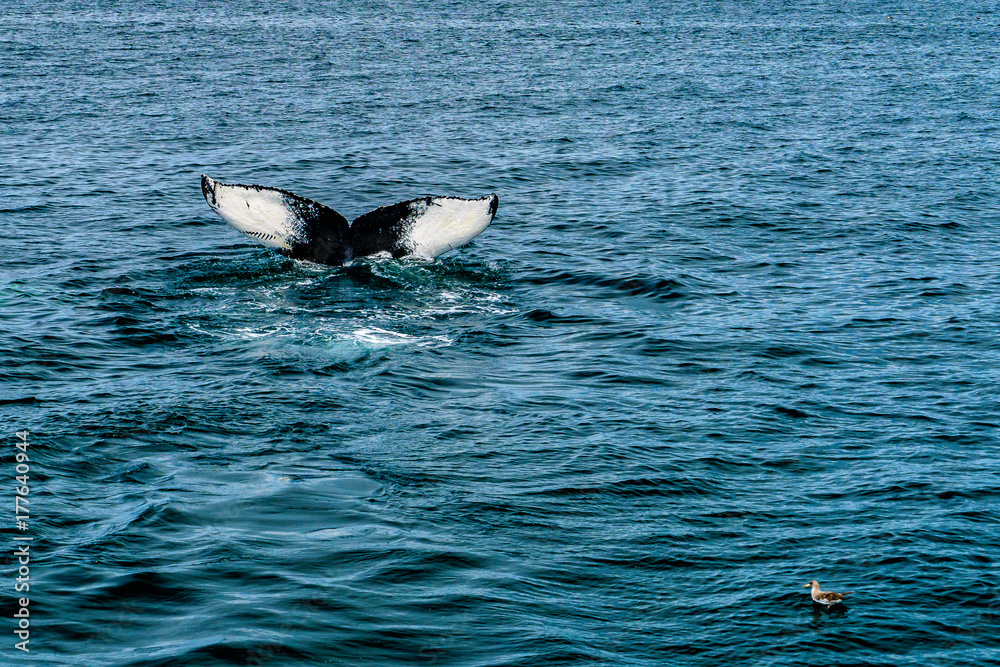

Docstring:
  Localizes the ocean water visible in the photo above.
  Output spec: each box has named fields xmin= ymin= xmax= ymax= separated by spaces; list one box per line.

xmin=3 ymin=1 xmax=1000 ymax=665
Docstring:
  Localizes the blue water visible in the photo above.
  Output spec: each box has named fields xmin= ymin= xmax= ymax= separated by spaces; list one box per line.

xmin=3 ymin=2 xmax=1000 ymax=665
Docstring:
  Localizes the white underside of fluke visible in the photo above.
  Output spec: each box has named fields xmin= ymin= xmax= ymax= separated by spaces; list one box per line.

xmin=402 ymin=196 xmax=496 ymax=259
xmin=202 ymin=176 xmax=299 ymax=250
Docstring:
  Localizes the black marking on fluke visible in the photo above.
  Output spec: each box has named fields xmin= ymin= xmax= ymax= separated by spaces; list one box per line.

xmin=201 ymin=175 xmax=498 ymax=266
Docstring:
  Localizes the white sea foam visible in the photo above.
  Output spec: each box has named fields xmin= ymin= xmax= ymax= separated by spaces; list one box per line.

xmin=347 ymin=327 xmax=452 ymax=348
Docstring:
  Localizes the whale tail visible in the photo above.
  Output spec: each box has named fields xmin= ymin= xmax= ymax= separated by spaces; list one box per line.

xmin=201 ymin=175 xmax=497 ymax=266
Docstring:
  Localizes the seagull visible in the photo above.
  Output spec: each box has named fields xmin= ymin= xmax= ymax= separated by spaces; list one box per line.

xmin=805 ymin=580 xmax=852 ymax=606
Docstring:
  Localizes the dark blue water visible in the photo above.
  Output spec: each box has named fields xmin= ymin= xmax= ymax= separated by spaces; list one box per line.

xmin=3 ymin=1 xmax=1000 ymax=665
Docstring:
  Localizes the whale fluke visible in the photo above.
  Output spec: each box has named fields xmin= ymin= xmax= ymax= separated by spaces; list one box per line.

xmin=201 ymin=175 xmax=497 ymax=266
